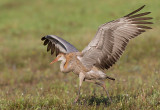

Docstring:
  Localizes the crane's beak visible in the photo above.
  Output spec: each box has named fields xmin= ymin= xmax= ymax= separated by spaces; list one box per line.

xmin=50 ymin=57 xmax=58 ymax=64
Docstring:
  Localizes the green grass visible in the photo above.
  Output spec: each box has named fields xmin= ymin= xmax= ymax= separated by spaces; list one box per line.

xmin=0 ymin=0 xmax=160 ymax=109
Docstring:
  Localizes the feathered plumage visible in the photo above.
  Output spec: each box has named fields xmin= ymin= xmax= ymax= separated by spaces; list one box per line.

xmin=80 ymin=5 xmax=153 ymax=70
xmin=41 ymin=35 xmax=78 ymax=56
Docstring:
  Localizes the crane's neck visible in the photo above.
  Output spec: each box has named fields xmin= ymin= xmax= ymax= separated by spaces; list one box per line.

xmin=56 ymin=54 xmax=73 ymax=73
xmin=60 ymin=57 xmax=67 ymax=72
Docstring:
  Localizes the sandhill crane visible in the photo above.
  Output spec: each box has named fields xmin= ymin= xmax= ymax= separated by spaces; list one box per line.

xmin=41 ymin=5 xmax=152 ymax=103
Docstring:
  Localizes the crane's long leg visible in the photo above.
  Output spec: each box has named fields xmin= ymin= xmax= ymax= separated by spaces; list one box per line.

xmin=101 ymin=82 xmax=112 ymax=103
xmin=74 ymin=72 xmax=85 ymax=103
xmin=85 ymin=79 xmax=112 ymax=103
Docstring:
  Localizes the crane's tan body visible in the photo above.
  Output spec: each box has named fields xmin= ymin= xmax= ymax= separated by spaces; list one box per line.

xmin=57 ymin=53 xmax=107 ymax=80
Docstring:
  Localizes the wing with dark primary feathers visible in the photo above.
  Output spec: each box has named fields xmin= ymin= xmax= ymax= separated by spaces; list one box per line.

xmin=80 ymin=5 xmax=153 ymax=70
xmin=41 ymin=35 xmax=78 ymax=56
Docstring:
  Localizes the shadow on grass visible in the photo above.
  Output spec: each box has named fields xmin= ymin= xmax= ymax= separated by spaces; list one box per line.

xmin=77 ymin=95 xmax=128 ymax=107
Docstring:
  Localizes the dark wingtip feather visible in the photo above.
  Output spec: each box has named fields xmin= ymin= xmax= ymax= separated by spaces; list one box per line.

xmin=51 ymin=48 xmax=54 ymax=55
xmin=131 ymin=17 xmax=153 ymax=21
xmin=56 ymin=48 xmax=60 ymax=56
xmin=129 ymin=12 xmax=151 ymax=18
xmin=51 ymin=45 xmax=55 ymax=55
xmin=131 ymin=21 xmax=153 ymax=24
xmin=43 ymin=39 xmax=49 ymax=45
xmin=47 ymin=42 xmax=52 ymax=52
xmin=138 ymin=29 xmax=146 ymax=33
xmin=124 ymin=5 xmax=146 ymax=17
xmin=41 ymin=36 xmax=46 ymax=41
xmin=137 ymin=25 xmax=152 ymax=29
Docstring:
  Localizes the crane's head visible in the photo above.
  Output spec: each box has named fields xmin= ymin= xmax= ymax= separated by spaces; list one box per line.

xmin=50 ymin=53 xmax=66 ymax=64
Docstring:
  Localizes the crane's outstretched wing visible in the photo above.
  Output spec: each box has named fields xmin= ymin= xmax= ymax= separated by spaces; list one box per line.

xmin=41 ymin=35 xmax=78 ymax=56
xmin=80 ymin=5 xmax=153 ymax=70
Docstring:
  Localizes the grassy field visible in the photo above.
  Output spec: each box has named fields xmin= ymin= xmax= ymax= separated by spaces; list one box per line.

xmin=0 ymin=0 xmax=160 ymax=109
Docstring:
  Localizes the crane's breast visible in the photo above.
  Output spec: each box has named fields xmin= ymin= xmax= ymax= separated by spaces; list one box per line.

xmin=63 ymin=53 xmax=76 ymax=70
xmin=64 ymin=53 xmax=90 ymax=74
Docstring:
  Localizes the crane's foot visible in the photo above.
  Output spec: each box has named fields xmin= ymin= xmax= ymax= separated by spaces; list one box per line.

xmin=74 ymin=96 xmax=80 ymax=104
xmin=73 ymin=87 xmax=81 ymax=104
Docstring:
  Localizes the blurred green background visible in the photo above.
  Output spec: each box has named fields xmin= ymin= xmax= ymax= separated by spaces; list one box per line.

xmin=0 ymin=0 xmax=160 ymax=109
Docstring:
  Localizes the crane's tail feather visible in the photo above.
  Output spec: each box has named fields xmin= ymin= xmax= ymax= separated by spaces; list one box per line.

xmin=106 ymin=76 xmax=115 ymax=80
